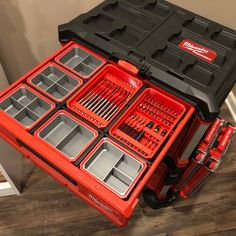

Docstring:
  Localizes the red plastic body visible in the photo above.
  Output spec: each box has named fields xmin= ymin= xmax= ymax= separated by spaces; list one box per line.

xmin=179 ymin=123 xmax=236 ymax=198
xmin=0 ymin=40 xmax=196 ymax=226
xmin=168 ymin=115 xmax=211 ymax=168
xmin=173 ymin=118 xmax=225 ymax=192
xmin=67 ymin=64 xmax=142 ymax=129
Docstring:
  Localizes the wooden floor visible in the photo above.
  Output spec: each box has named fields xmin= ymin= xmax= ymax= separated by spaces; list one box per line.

xmin=0 ymin=103 xmax=235 ymax=236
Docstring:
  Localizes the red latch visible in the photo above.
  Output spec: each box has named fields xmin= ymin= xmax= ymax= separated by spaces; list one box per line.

xmin=118 ymin=60 xmax=139 ymax=75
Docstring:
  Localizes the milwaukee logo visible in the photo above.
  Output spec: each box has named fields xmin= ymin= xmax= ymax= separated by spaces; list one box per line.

xmin=182 ymin=42 xmax=208 ymax=54
xmin=179 ymin=39 xmax=217 ymax=62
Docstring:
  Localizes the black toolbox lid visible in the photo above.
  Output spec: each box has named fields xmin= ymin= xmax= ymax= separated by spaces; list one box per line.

xmin=58 ymin=0 xmax=236 ymax=121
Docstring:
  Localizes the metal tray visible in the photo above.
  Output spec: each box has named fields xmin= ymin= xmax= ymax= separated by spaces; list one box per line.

xmin=37 ymin=112 xmax=96 ymax=160
xmin=56 ymin=44 xmax=105 ymax=79
xmin=82 ymin=140 xmax=145 ymax=197
xmin=30 ymin=64 xmax=82 ymax=101
xmin=0 ymin=86 xmax=53 ymax=128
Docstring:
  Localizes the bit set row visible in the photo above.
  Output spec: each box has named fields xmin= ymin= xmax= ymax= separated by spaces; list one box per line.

xmin=139 ymin=97 xmax=179 ymax=127
xmin=78 ymin=79 xmax=131 ymax=121
xmin=119 ymin=115 xmax=147 ymax=141
xmin=145 ymin=97 xmax=179 ymax=118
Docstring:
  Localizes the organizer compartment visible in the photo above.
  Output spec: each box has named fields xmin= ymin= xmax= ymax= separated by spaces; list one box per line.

xmin=110 ymin=27 xmax=142 ymax=46
xmin=110 ymin=88 xmax=186 ymax=160
xmin=144 ymin=2 xmax=171 ymax=18
xmin=0 ymin=85 xmax=54 ymax=129
xmin=183 ymin=62 xmax=215 ymax=87
xmin=211 ymin=29 xmax=236 ymax=49
xmin=183 ymin=18 xmax=209 ymax=36
xmin=36 ymin=112 xmax=97 ymax=161
xmin=103 ymin=2 xmax=155 ymax=31
xmin=152 ymin=46 xmax=182 ymax=69
xmin=81 ymin=139 xmax=146 ymax=198
xmin=67 ymin=64 xmax=143 ymax=129
xmin=56 ymin=44 xmax=106 ymax=79
xmin=28 ymin=64 xmax=83 ymax=102
xmin=83 ymin=14 xmax=114 ymax=32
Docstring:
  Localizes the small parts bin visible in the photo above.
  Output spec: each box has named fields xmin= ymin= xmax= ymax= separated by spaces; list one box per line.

xmin=0 ymin=0 xmax=236 ymax=228
xmin=55 ymin=43 xmax=106 ymax=79
xmin=28 ymin=63 xmax=83 ymax=102
xmin=35 ymin=111 xmax=98 ymax=162
xmin=0 ymin=84 xmax=55 ymax=130
xmin=81 ymin=138 xmax=146 ymax=198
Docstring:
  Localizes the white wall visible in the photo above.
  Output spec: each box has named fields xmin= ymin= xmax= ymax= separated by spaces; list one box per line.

xmin=0 ymin=0 xmax=103 ymax=83
xmin=0 ymin=0 xmax=235 ymax=83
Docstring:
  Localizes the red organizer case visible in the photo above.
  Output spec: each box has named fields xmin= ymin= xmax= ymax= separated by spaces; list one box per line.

xmin=0 ymin=84 xmax=55 ymax=131
xmin=0 ymin=78 xmax=195 ymax=227
xmin=34 ymin=110 xmax=99 ymax=162
xmin=67 ymin=64 xmax=143 ymax=129
xmin=55 ymin=42 xmax=106 ymax=79
xmin=27 ymin=62 xmax=83 ymax=103
xmin=109 ymin=88 xmax=186 ymax=160
xmin=179 ymin=124 xmax=236 ymax=199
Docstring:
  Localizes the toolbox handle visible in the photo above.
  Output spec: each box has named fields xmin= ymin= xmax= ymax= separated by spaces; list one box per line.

xmin=16 ymin=139 xmax=78 ymax=186
xmin=118 ymin=60 xmax=139 ymax=75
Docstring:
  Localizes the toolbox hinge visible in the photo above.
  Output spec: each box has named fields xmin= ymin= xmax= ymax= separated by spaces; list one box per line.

xmin=111 ymin=51 xmax=151 ymax=77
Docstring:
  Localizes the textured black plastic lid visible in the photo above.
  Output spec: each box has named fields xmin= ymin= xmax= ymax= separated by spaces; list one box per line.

xmin=58 ymin=0 xmax=236 ymax=121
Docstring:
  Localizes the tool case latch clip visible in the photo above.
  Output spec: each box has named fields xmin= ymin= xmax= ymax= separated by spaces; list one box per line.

xmin=118 ymin=60 xmax=139 ymax=75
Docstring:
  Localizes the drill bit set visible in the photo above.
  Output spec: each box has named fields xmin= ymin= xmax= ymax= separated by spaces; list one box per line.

xmin=110 ymin=88 xmax=186 ymax=159
xmin=67 ymin=65 xmax=142 ymax=128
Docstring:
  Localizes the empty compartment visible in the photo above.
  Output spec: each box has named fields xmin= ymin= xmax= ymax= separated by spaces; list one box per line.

xmin=58 ymin=46 xmax=89 ymax=69
xmin=41 ymin=65 xmax=65 ymax=82
xmin=183 ymin=62 xmax=215 ymax=87
xmin=84 ymin=141 xmax=123 ymax=180
xmin=115 ymin=154 xmax=142 ymax=179
xmin=83 ymin=55 xmax=103 ymax=70
xmin=14 ymin=108 xmax=39 ymax=127
xmin=82 ymin=139 xmax=145 ymax=197
xmin=103 ymin=2 xmax=155 ymax=31
xmin=73 ymin=63 xmax=93 ymax=77
xmin=28 ymin=98 xmax=52 ymax=117
xmin=0 ymin=97 xmax=23 ymax=116
xmin=128 ymin=0 xmax=146 ymax=5
xmin=57 ymin=74 xmax=79 ymax=91
xmin=152 ymin=46 xmax=182 ymax=69
xmin=144 ymin=2 xmax=170 ymax=18
xmin=11 ymin=87 xmax=36 ymax=106
xmin=31 ymin=74 xmax=54 ymax=90
xmin=183 ymin=18 xmax=209 ymax=35
xmin=38 ymin=113 xmax=77 ymax=146
xmin=212 ymin=29 xmax=236 ymax=49
xmin=110 ymin=27 xmax=141 ymax=46
xmin=46 ymin=84 xmax=69 ymax=100
xmin=83 ymin=14 xmax=114 ymax=32
xmin=104 ymin=169 xmax=133 ymax=195
xmin=56 ymin=124 xmax=95 ymax=159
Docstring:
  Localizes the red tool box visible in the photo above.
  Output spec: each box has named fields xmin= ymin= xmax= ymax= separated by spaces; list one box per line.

xmin=0 ymin=0 xmax=236 ymax=227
